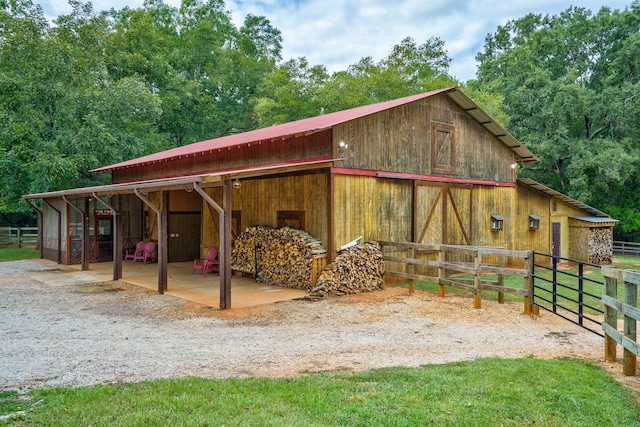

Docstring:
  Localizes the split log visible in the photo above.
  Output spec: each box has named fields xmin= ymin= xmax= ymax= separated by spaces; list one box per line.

xmin=588 ymin=227 xmax=613 ymax=264
xmin=312 ymin=242 xmax=385 ymax=296
xmin=231 ymin=226 xmax=327 ymax=290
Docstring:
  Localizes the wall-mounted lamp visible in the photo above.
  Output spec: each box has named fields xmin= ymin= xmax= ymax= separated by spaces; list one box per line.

xmin=233 ymin=179 xmax=242 ymax=189
xmin=491 ymin=214 xmax=504 ymax=232
xmin=339 ymin=141 xmax=349 ymax=149
xmin=510 ymin=163 xmax=518 ymax=169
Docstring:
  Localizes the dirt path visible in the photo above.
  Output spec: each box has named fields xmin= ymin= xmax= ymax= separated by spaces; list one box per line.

xmin=0 ymin=259 xmax=613 ymax=392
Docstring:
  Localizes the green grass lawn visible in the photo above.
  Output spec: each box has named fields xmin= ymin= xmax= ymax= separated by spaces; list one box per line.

xmin=0 ymin=247 xmax=40 ymax=262
xmin=1 ymin=358 xmax=638 ymax=426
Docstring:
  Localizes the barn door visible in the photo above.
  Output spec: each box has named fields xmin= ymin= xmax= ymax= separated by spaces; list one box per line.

xmin=414 ymin=183 xmax=471 ymax=246
xmin=168 ymin=213 xmax=201 ymax=262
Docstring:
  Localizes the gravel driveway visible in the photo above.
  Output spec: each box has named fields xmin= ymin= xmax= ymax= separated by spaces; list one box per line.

xmin=1 ymin=259 xmax=604 ymax=391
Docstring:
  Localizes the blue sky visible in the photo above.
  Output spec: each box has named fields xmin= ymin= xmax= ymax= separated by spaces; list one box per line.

xmin=41 ymin=0 xmax=634 ymax=82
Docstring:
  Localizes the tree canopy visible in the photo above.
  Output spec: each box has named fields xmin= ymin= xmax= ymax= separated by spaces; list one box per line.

xmin=474 ymin=2 xmax=640 ymax=238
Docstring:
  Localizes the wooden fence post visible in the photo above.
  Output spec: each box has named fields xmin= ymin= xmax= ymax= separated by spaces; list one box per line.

xmin=497 ymin=254 xmax=505 ymax=304
xmin=624 ymin=278 xmax=637 ymax=376
xmin=474 ymin=250 xmax=482 ymax=309
xmin=409 ymin=246 xmax=415 ymax=294
xmin=438 ymin=248 xmax=445 ymax=297
xmin=523 ymin=252 xmax=534 ymax=315
xmin=604 ymin=274 xmax=618 ymax=362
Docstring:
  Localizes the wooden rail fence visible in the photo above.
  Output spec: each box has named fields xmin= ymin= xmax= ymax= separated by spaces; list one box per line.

xmin=0 ymin=226 xmax=38 ymax=248
xmin=613 ymin=241 xmax=640 ymax=256
xmin=602 ymin=266 xmax=640 ymax=376
xmin=379 ymin=241 xmax=534 ymax=313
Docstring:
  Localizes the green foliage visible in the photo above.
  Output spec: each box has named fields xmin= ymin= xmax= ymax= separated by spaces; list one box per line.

xmin=2 ymin=359 xmax=638 ymax=426
xmin=253 ymin=36 xmax=458 ymax=126
xmin=475 ymin=3 xmax=640 ymax=234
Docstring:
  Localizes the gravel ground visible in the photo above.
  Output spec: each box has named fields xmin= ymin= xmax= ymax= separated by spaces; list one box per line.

xmin=0 ymin=259 xmax=608 ymax=391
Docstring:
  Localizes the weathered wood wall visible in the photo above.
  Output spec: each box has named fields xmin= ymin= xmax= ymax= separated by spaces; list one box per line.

xmin=552 ymin=200 xmax=589 ymax=259
xmin=333 ymin=175 xmax=412 ymax=254
xmin=112 ymin=130 xmax=333 ymax=184
xmin=200 ymin=173 xmax=329 ymax=259
xmin=332 ymin=94 xmax=516 ymax=182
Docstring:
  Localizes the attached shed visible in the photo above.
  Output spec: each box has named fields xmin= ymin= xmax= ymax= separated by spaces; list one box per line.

xmin=24 ymin=86 xmax=615 ymax=307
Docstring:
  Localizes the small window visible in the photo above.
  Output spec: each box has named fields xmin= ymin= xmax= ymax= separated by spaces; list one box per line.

xmin=529 ymin=215 xmax=540 ymax=230
xmin=491 ymin=215 xmax=504 ymax=232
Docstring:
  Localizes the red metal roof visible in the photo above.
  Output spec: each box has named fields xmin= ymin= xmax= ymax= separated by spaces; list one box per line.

xmin=91 ymin=87 xmax=456 ymax=173
xmin=92 ymin=86 xmax=537 ymax=173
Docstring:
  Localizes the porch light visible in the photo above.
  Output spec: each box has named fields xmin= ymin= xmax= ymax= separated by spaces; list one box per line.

xmin=233 ymin=179 xmax=241 ymax=189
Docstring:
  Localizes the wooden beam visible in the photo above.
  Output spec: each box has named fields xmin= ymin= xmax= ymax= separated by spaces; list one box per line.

xmin=134 ymin=189 xmax=167 ymax=294
xmin=222 ymin=180 xmax=232 ymax=308
xmin=193 ymin=182 xmax=229 ymax=309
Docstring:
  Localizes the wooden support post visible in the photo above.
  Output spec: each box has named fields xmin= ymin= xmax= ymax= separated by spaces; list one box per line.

xmin=134 ymin=189 xmax=167 ymax=294
xmin=523 ymin=253 xmax=534 ymax=315
xmin=159 ymin=191 xmax=168 ymax=293
xmin=222 ymin=180 xmax=232 ymax=309
xmin=604 ymin=275 xmax=618 ymax=362
xmin=497 ymin=254 xmax=505 ymax=304
xmin=474 ymin=250 xmax=482 ymax=309
xmin=623 ymin=279 xmax=637 ymax=376
xmin=193 ymin=182 xmax=231 ymax=310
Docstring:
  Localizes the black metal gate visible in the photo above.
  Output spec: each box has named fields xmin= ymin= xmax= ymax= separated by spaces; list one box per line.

xmin=532 ymin=252 xmax=604 ymax=337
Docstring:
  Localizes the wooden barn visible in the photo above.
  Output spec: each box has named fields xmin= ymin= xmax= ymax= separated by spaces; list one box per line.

xmin=24 ymin=86 xmax=616 ymax=307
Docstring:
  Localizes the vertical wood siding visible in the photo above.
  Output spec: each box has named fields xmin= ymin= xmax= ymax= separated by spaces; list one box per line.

xmin=333 ymin=94 xmax=516 ymax=182
xmin=200 ymin=173 xmax=329 ymax=258
xmin=333 ymin=175 xmax=412 ymax=254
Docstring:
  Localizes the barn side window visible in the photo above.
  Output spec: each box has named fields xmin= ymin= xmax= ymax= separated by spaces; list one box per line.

xmin=529 ymin=215 xmax=540 ymax=230
xmin=491 ymin=215 xmax=503 ymax=232
xmin=431 ymin=122 xmax=456 ymax=174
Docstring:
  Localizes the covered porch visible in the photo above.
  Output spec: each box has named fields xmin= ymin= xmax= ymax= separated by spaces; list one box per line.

xmin=60 ymin=261 xmax=309 ymax=308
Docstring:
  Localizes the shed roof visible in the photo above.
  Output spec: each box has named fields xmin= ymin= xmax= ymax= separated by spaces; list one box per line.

xmin=518 ymin=178 xmax=611 ymax=218
xmin=92 ymin=86 xmax=537 ymax=173
xmin=569 ymin=216 xmax=619 ymax=225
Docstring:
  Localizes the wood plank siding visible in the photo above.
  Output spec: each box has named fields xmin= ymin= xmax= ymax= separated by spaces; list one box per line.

xmin=333 ymin=175 xmax=412 ymax=252
xmin=199 ymin=172 xmax=329 ymax=259
xmin=112 ymin=130 xmax=333 ymax=184
xmin=332 ymin=94 xmax=516 ymax=182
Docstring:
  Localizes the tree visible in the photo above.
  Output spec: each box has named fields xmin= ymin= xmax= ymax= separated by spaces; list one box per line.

xmin=474 ymin=3 xmax=640 ymax=238
xmin=253 ymin=36 xmax=458 ymax=126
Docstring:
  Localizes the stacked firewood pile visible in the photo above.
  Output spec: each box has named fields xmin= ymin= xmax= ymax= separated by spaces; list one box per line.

xmin=311 ymin=242 xmax=385 ymax=296
xmin=231 ymin=226 xmax=327 ymax=290
xmin=588 ymin=227 xmax=613 ymax=264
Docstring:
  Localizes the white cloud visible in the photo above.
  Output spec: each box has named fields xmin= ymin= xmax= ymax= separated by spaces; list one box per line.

xmin=40 ymin=0 xmax=633 ymax=81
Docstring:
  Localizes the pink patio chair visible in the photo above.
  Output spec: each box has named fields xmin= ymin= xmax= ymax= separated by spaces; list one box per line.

xmin=124 ymin=241 xmax=145 ymax=261
xmin=133 ymin=242 xmax=155 ymax=264
xmin=193 ymin=247 xmax=219 ymax=277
